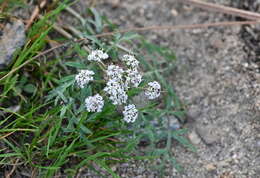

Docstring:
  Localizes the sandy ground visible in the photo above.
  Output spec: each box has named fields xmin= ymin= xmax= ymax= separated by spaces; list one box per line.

xmin=83 ymin=0 xmax=260 ymax=177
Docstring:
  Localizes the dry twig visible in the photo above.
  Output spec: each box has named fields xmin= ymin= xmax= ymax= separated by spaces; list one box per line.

xmin=1 ymin=20 xmax=260 ymax=82
xmin=3 ymin=1 xmax=260 ymax=81
xmin=178 ymin=0 xmax=260 ymax=20
xmin=94 ymin=20 xmax=260 ymax=38
xmin=26 ymin=0 xmax=48 ymax=30
xmin=0 ymin=131 xmax=15 ymax=140
xmin=5 ymin=159 xmax=20 ymax=178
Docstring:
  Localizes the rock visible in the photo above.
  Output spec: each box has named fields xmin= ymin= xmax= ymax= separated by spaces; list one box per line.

xmin=169 ymin=116 xmax=181 ymax=130
xmin=0 ymin=19 xmax=26 ymax=69
xmin=196 ymin=125 xmax=219 ymax=145
xmin=171 ymin=9 xmax=178 ymax=16
xmin=217 ymin=158 xmax=233 ymax=167
xmin=204 ymin=163 xmax=216 ymax=171
xmin=188 ymin=130 xmax=201 ymax=145
xmin=106 ymin=0 xmax=120 ymax=8
xmin=255 ymin=98 xmax=260 ymax=111
xmin=256 ymin=140 xmax=260 ymax=148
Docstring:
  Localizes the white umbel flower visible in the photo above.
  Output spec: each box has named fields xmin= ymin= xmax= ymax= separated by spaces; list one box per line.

xmin=125 ymin=69 xmax=142 ymax=88
xmin=145 ymin=81 xmax=161 ymax=99
xmin=122 ymin=54 xmax=139 ymax=69
xmin=104 ymin=79 xmax=128 ymax=105
xmin=106 ymin=65 xmax=124 ymax=81
xmin=123 ymin=104 xmax=138 ymax=123
xmin=85 ymin=94 xmax=104 ymax=112
xmin=75 ymin=70 xmax=95 ymax=88
xmin=87 ymin=50 xmax=109 ymax=62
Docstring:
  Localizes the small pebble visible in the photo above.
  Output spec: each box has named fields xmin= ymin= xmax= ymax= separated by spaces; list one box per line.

xmin=196 ymin=126 xmax=219 ymax=145
xmin=188 ymin=130 xmax=201 ymax=145
xmin=243 ymin=63 xmax=249 ymax=68
xmin=171 ymin=9 xmax=178 ymax=16
xmin=204 ymin=163 xmax=216 ymax=171
xmin=256 ymin=140 xmax=260 ymax=148
xmin=107 ymin=0 xmax=120 ymax=7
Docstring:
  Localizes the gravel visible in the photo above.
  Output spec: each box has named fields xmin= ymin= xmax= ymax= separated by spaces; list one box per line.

xmin=92 ymin=0 xmax=260 ymax=177
xmin=0 ymin=19 xmax=26 ymax=69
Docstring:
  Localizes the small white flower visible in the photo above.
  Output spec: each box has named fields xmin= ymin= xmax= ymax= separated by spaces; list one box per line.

xmin=145 ymin=81 xmax=161 ymax=99
xmin=87 ymin=50 xmax=109 ymax=62
xmin=125 ymin=69 xmax=142 ymax=88
xmin=85 ymin=94 xmax=104 ymax=112
xmin=106 ymin=65 xmax=124 ymax=81
xmin=75 ymin=70 xmax=95 ymax=88
xmin=122 ymin=54 xmax=139 ymax=69
xmin=123 ymin=104 xmax=138 ymax=123
xmin=104 ymin=79 xmax=128 ymax=105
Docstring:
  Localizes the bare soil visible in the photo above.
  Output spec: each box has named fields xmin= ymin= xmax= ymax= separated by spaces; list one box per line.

xmin=88 ymin=0 xmax=260 ymax=177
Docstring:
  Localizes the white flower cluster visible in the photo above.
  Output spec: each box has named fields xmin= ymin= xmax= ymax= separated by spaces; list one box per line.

xmin=85 ymin=94 xmax=104 ymax=112
xmin=75 ymin=70 xmax=94 ymax=88
xmin=104 ymin=60 xmax=142 ymax=106
xmin=106 ymin=65 xmax=124 ymax=81
xmin=122 ymin=54 xmax=139 ymax=69
xmin=87 ymin=50 xmax=109 ymax=62
xmin=145 ymin=81 xmax=161 ymax=99
xmin=123 ymin=104 xmax=138 ymax=123
xmin=104 ymin=64 xmax=128 ymax=105
xmin=104 ymin=79 xmax=128 ymax=105
xmin=125 ymin=69 xmax=142 ymax=88
xmin=74 ymin=50 xmax=161 ymax=123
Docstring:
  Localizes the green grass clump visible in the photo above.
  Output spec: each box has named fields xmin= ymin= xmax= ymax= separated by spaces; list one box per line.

xmin=0 ymin=1 xmax=195 ymax=177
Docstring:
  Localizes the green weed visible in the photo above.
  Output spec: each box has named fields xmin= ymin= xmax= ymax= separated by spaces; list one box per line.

xmin=0 ymin=2 xmax=194 ymax=177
